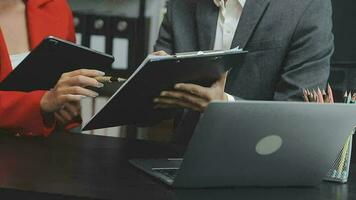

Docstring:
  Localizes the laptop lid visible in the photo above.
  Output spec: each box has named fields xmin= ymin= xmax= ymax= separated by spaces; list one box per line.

xmin=173 ymin=101 xmax=356 ymax=188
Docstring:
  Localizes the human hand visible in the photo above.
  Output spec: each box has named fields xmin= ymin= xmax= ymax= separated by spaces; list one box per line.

xmin=54 ymin=102 xmax=81 ymax=127
xmin=154 ymin=72 xmax=229 ymax=112
xmin=40 ymin=69 xmax=104 ymax=113
xmin=152 ymin=50 xmax=169 ymax=56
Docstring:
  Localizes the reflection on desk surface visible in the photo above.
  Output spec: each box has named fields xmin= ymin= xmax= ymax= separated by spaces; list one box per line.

xmin=173 ymin=184 xmax=350 ymax=200
xmin=0 ymin=132 xmax=355 ymax=200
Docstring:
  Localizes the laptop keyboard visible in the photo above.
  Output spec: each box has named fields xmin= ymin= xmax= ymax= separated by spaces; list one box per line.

xmin=153 ymin=168 xmax=179 ymax=180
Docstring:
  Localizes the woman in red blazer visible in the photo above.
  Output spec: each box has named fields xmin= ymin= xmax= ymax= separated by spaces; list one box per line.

xmin=0 ymin=0 xmax=104 ymax=136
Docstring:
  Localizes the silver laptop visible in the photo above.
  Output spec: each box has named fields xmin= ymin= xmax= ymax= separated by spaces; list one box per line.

xmin=130 ymin=101 xmax=356 ymax=188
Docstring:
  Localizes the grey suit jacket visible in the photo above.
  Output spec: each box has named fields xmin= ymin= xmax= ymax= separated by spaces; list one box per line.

xmin=154 ymin=0 xmax=334 ymax=143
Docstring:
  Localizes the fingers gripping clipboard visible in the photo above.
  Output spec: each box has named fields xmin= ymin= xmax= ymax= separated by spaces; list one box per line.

xmin=82 ymin=48 xmax=247 ymax=131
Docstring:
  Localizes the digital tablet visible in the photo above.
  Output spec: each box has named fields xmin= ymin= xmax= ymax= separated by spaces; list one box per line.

xmin=82 ymin=48 xmax=247 ymax=130
xmin=0 ymin=36 xmax=115 ymax=91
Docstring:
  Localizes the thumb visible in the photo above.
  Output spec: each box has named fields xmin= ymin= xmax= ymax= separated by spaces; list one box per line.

xmin=152 ymin=50 xmax=169 ymax=56
xmin=213 ymin=72 xmax=228 ymax=87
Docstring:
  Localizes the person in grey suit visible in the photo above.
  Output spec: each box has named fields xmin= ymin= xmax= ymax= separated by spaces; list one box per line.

xmin=152 ymin=0 xmax=334 ymax=143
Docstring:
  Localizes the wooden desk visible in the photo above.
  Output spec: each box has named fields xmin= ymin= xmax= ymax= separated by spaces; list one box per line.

xmin=0 ymin=132 xmax=355 ymax=200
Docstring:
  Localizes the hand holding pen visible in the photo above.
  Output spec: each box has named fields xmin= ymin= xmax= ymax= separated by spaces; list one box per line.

xmin=94 ymin=76 xmax=126 ymax=83
xmin=52 ymin=74 xmax=126 ymax=127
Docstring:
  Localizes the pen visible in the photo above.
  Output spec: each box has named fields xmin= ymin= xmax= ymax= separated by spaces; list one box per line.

xmin=94 ymin=76 xmax=126 ymax=83
xmin=322 ymin=90 xmax=329 ymax=103
xmin=338 ymin=135 xmax=351 ymax=176
xmin=303 ymin=89 xmax=309 ymax=102
xmin=327 ymin=84 xmax=334 ymax=103
xmin=312 ymin=89 xmax=318 ymax=102
xmin=343 ymin=91 xmax=348 ymax=103
xmin=317 ymin=88 xmax=324 ymax=103
xmin=352 ymin=93 xmax=356 ymax=103
xmin=347 ymin=92 xmax=352 ymax=104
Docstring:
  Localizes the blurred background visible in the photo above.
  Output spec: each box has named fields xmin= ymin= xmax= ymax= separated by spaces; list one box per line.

xmin=69 ymin=0 xmax=172 ymax=141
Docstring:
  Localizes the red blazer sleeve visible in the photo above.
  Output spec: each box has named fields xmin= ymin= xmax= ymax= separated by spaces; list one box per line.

xmin=63 ymin=0 xmax=76 ymax=43
xmin=0 ymin=90 xmax=55 ymax=136
xmin=60 ymin=0 xmax=82 ymax=130
xmin=0 ymin=0 xmax=78 ymax=136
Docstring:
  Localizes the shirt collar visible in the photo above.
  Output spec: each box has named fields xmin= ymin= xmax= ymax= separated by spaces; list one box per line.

xmin=213 ymin=0 xmax=246 ymax=8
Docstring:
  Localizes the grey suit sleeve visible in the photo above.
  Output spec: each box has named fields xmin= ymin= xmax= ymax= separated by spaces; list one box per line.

xmin=134 ymin=2 xmax=179 ymax=127
xmin=273 ymin=0 xmax=334 ymax=101
xmin=154 ymin=2 xmax=174 ymax=54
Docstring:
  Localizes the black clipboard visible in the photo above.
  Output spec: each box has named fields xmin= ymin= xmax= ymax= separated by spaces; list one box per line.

xmin=82 ymin=48 xmax=247 ymax=131
xmin=0 ymin=36 xmax=114 ymax=91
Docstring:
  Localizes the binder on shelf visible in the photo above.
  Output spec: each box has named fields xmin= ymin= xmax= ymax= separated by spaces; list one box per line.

xmin=109 ymin=16 xmax=149 ymax=73
xmin=73 ymin=12 xmax=89 ymax=46
xmin=71 ymin=13 xmax=150 ymax=83
xmin=109 ymin=17 xmax=132 ymax=71
xmin=87 ymin=15 xmax=111 ymax=54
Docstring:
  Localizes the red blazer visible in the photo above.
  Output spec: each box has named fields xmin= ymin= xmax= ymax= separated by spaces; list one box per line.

xmin=0 ymin=0 xmax=75 ymax=136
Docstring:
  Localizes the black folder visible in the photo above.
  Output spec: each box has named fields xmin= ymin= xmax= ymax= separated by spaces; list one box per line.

xmin=109 ymin=16 xmax=136 ymax=71
xmin=82 ymin=49 xmax=247 ymax=131
xmin=73 ymin=12 xmax=89 ymax=46
xmin=88 ymin=14 xmax=111 ymax=54
xmin=0 ymin=36 xmax=114 ymax=91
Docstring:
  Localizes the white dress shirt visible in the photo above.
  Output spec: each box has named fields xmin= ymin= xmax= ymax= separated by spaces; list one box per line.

xmin=213 ymin=0 xmax=245 ymax=50
xmin=213 ymin=0 xmax=246 ymax=101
